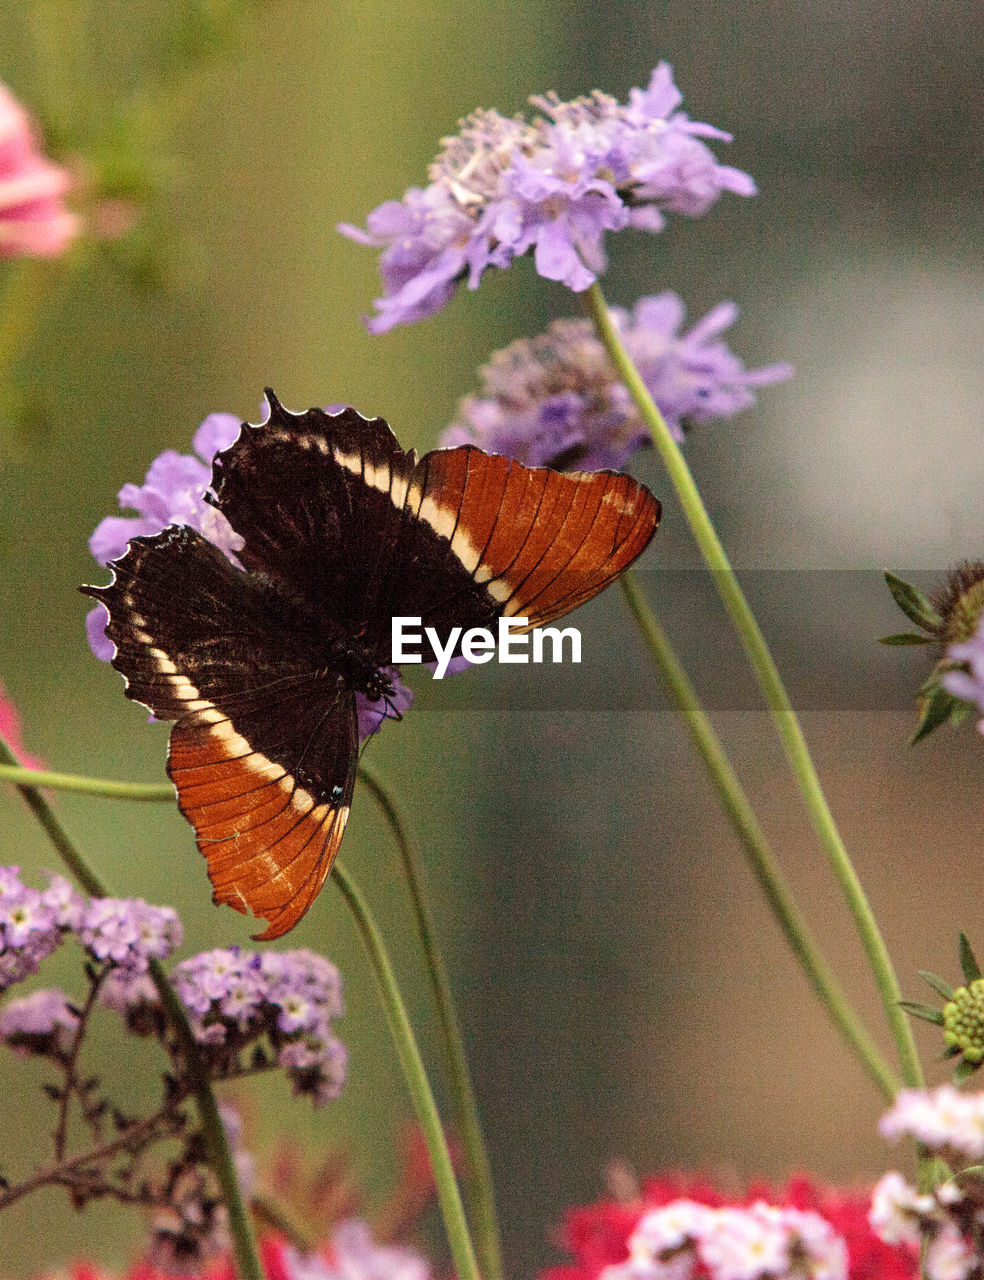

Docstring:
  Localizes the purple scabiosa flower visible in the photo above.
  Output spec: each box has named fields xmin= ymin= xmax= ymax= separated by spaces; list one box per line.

xmin=340 ymin=64 xmax=756 ymax=332
xmin=441 ymin=293 xmax=792 ymax=472
xmin=0 ymin=865 xmax=62 ymax=990
xmin=0 ymin=83 xmax=79 ymax=259
xmin=0 ymin=986 xmax=78 ymax=1055
xmin=78 ymin=897 xmax=183 ymax=973
xmin=85 ymin=411 xmax=244 ymax=661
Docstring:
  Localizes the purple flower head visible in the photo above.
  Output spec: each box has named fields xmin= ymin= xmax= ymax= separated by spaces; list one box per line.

xmin=340 ymin=64 xmax=755 ymax=332
xmin=0 ymin=987 xmax=78 ymax=1055
xmin=0 ymin=865 xmax=62 ymax=991
xmin=86 ymin=411 xmax=244 ymax=661
xmin=78 ymin=896 xmax=183 ymax=973
xmin=161 ymin=946 xmax=347 ymax=1108
xmin=442 ymin=292 xmax=792 ymax=472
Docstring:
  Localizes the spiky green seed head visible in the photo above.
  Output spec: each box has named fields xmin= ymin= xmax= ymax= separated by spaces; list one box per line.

xmin=942 ymin=979 xmax=984 ymax=1065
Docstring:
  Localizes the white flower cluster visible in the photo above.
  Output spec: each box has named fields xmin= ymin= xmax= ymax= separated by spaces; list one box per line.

xmin=869 ymin=1173 xmax=975 ymax=1280
xmin=880 ymin=1085 xmax=984 ymax=1159
xmin=601 ymin=1199 xmax=847 ymax=1280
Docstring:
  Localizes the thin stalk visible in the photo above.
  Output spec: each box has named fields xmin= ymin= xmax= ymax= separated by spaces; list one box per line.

xmin=359 ymin=763 xmax=503 ymax=1280
xmin=585 ymin=282 xmax=924 ymax=1091
xmin=0 ymin=763 xmax=175 ymax=800
xmin=620 ymin=570 xmax=898 ymax=1099
xmin=331 ymin=859 xmax=481 ymax=1280
xmin=0 ymin=735 xmax=265 ymax=1280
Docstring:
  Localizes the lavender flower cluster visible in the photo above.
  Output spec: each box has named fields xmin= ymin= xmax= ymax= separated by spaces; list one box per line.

xmin=340 ymin=63 xmax=755 ymax=332
xmin=0 ymin=865 xmax=178 ymax=994
xmin=86 ymin=409 xmax=413 ymax=738
xmin=442 ymin=293 xmax=792 ymax=472
xmin=603 ymin=1199 xmax=847 ymax=1280
xmin=156 ymin=946 xmax=346 ymax=1108
xmin=0 ymin=868 xmax=347 ymax=1107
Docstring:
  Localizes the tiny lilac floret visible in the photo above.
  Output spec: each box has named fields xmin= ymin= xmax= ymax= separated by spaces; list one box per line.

xmin=0 ymin=865 xmax=62 ymax=991
xmin=340 ymin=64 xmax=756 ymax=332
xmin=0 ymin=987 xmax=79 ymax=1054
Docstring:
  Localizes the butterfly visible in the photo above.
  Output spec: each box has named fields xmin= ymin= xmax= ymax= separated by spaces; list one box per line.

xmin=83 ymin=392 xmax=661 ymax=938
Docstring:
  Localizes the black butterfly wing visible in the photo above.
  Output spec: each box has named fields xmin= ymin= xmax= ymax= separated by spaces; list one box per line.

xmin=82 ymin=528 xmax=358 ymax=940
xmin=209 ymin=393 xmax=418 ymax=641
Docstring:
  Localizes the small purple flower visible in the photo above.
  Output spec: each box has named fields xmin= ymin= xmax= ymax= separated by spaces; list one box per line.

xmin=79 ymin=897 xmax=183 ymax=973
xmin=442 ymin=292 xmax=792 ymax=472
xmin=164 ymin=945 xmax=347 ymax=1108
xmin=86 ymin=411 xmax=244 ymax=661
xmin=0 ymin=987 xmax=78 ymax=1055
xmin=0 ymin=865 xmax=61 ymax=991
xmin=41 ymin=873 xmax=85 ymax=930
xmin=340 ymin=64 xmax=755 ymax=332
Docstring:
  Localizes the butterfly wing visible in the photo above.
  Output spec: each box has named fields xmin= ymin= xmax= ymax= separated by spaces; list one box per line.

xmin=208 ymin=393 xmax=417 ymax=640
xmin=378 ymin=444 xmax=661 ymax=647
xmin=82 ymin=527 xmax=357 ymax=940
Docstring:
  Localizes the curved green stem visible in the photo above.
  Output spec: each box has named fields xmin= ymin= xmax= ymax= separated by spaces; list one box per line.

xmin=331 ymin=859 xmax=482 ymax=1280
xmin=0 ymin=735 xmax=264 ymax=1280
xmin=359 ymin=763 xmax=503 ymax=1280
xmin=585 ymin=282 xmax=923 ymax=1089
xmin=0 ymin=763 xmax=175 ymax=800
xmin=620 ymin=570 xmax=898 ymax=1099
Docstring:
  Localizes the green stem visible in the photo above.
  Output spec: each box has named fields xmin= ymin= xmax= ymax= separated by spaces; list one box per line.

xmin=0 ymin=735 xmax=265 ymax=1280
xmin=331 ymin=860 xmax=482 ymax=1280
xmin=0 ymin=763 xmax=175 ymax=800
xmin=620 ymin=570 xmax=899 ymax=1099
xmin=359 ymin=764 xmax=503 ymax=1280
xmin=585 ymin=281 xmax=923 ymax=1089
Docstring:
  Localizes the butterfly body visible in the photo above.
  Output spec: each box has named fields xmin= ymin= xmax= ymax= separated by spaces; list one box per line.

xmin=84 ymin=392 xmax=660 ymax=938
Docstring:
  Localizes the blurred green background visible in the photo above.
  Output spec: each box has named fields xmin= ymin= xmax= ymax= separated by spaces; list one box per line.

xmin=1 ymin=2 xmax=983 ymax=1277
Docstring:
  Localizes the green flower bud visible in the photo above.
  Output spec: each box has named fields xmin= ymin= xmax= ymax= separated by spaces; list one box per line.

xmin=942 ymin=979 xmax=984 ymax=1064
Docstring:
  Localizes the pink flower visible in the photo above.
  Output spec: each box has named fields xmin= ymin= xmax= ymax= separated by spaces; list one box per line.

xmin=0 ymin=84 xmax=79 ymax=259
xmin=0 ymin=678 xmax=45 ymax=769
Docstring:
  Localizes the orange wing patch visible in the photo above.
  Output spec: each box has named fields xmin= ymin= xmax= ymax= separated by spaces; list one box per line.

xmin=412 ymin=447 xmax=661 ymax=628
xmin=167 ymin=703 xmax=355 ymax=940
